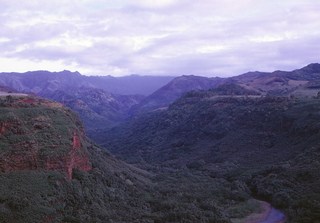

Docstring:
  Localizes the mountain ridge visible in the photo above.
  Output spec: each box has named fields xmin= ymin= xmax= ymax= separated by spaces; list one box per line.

xmin=233 ymin=63 xmax=320 ymax=97
xmin=1 ymin=63 xmax=320 ymax=222
xmin=0 ymin=70 xmax=175 ymax=95
xmin=130 ymin=75 xmax=225 ymax=114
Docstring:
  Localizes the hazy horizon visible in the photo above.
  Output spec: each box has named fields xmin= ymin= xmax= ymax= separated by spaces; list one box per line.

xmin=1 ymin=0 xmax=319 ymax=76
xmin=0 ymin=62 xmax=317 ymax=78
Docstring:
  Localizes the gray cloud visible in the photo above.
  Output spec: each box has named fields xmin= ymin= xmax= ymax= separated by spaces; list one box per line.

xmin=0 ymin=0 xmax=319 ymax=76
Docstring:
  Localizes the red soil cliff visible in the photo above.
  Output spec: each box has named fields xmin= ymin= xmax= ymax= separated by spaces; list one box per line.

xmin=0 ymin=129 xmax=92 ymax=180
xmin=45 ymin=131 xmax=92 ymax=179
xmin=0 ymin=96 xmax=91 ymax=179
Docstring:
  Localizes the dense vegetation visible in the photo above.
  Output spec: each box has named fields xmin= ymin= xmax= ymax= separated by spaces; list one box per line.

xmin=0 ymin=146 xmax=155 ymax=223
xmin=1 ymin=63 xmax=320 ymax=222
xmin=0 ymin=95 xmax=279 ymax=223
xmin=0 ymin=96 xmax=152 ymax=223
xmin=44 ymin=87 xmax=144 ymax=139
xmin=0 ymin=95 xmax=253 ymax=223
xmin=101 ymin=92 xmax=320 ymax=223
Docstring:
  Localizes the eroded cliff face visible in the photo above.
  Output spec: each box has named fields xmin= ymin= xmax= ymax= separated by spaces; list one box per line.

xmin=45 ymin=131 xmax=92 ymax=179
xmin=0 ymin=95 xmax=91 ymax=179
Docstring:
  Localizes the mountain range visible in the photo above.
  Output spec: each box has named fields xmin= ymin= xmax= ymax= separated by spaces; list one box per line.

xmin=0 ymin=71 xmax=174 ymax=137
xmin=1 ymin=63 xmax=320 ymax=222
xmin=0 ymin=70 xmax=175 ymax=95
xmin=1 ymin=64 xmax=320 ymax=138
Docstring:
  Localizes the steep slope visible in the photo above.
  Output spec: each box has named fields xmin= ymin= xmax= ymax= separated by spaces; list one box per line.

xmin=0 ymin=94 xmax=153 ymax=223
xmin=44 ymin=87 xmax=144 ymax=139
xmin=0 ymin=71 xmax=172 ymax=139
xmin=102 ymin=86 xmax=320 ymax=222
xmin=0 ymin=70 xmax=175 ymax=95
xmin=103 ymin=92 xmax=296 ymax=167
xmin=130 ymin=75 xmax=224 ymax=114
xmin=0 ymin=96 xmax=91 ymax=179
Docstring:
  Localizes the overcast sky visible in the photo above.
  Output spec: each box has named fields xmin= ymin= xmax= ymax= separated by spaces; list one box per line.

xmin=0 ymin=0 xmax=319 ymax=76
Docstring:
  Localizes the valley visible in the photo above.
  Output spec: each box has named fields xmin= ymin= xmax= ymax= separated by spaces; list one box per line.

xmin=0 ymin=64 xmax=320 ymax=222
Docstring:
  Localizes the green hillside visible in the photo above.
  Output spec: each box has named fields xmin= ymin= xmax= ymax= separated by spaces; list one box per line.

xmin=0 ymin=95 xmax=152 ymax=223
xmin=102 ymin=90 xmax=320 ymax=222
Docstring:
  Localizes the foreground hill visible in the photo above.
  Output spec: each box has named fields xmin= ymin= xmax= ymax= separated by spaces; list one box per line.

xmin=0 ymin=96 xmax=91 ymax=178
xmin=0 ymin=94 xmax=153 ymax=223
xmin=102 ymin=85 xmax=320 ymax=222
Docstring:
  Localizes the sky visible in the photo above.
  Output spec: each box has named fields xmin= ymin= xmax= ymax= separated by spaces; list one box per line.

xmin=0 ymin=0 xmax=319 ymax=77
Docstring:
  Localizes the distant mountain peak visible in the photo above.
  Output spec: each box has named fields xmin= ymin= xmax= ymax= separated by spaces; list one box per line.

xmin=60 ymin=70 xmax=82 ymax=75
xmin=299 ymin=63 xmax=320 ymax=73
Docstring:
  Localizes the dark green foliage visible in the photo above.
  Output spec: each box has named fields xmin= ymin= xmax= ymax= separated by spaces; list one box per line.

xmin=0 ymin=149 xmax=155 ymax=223
xmin=0 ymin=97 xmax=80 ymax=159
xmin=3 ymin=66 xmax=320 ymax=222
xmin=101 ymin=95 xmax=320 ymax=222
xmin=0 ymin=96 xmax=153 ymax=223
xmin=102 ymin=96 xmax=295 ymax=167
xmin=0 ymin=171 xmax=66 ymax=223
xmin=43 ymin=87 xmax=145 ymax=139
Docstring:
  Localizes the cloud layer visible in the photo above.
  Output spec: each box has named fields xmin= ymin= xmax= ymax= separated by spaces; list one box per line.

xmin=0 ymin=0 xmax=320 ymax=76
